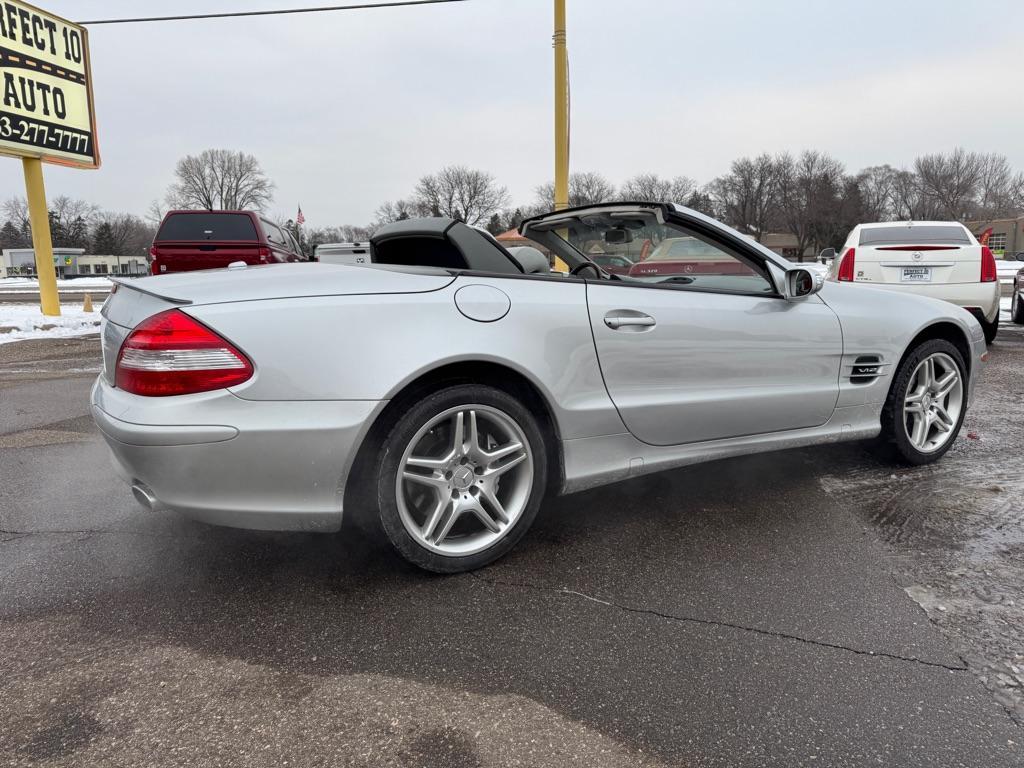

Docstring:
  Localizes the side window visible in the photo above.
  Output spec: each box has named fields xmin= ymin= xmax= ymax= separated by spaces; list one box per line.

xmin=626 ymin=231 xmax=774 ymax=295
xmin=260 ymin=219 xmax=285 ymax=247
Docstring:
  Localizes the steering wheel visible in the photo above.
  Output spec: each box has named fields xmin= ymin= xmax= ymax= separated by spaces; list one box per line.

xmin=570 ymin=261 xmax=601 ymax=278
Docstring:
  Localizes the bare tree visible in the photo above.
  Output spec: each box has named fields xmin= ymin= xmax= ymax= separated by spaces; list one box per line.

xmin=707 ymin=154 xmax=779 ymax=241
xmin=619 ymin=173 xmax=696 ymax=203
xmin=2 ymin=196 xmax=29 ymax=229
xmin=307 ymin=224 xmax=373 ymax=248
xmin=413 ymin=166 xmax=509 ymax=226
xmin=146 ymin=199 xmax=166 ymax=226
xmin=775 ymin=151 xmax=847 ymax=259
xmin=3 ymin=194 xmax=98 ymax=247
xmin=94 ymin=212 xmax=155 ymax=256
xmin=166 ymin=149 xmax=275 ymax=211
xmin=339 ymin=224 xmax=372 ymax=241
xmin=49 ymin=195 xmax=99 ymax=227
xmin=682 ymin=188 xmax=718 ymax=217
xmin=889 ymin=169 xmax=944 ymax=221
xmin=854 ymin=165 xmax=898 ymax=222
xmin=535 ymin=171 xmax=616 ymax=209
xmin=373 ymin=198 xmax=424 ymax=226
xmin=973 ymin=153 xmax=1024 ymax=221
xmin=914 ymin=148 xmax=983 ymax=219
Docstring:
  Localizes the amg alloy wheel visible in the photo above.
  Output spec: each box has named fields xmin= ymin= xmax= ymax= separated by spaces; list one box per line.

xmin=879 ymin=339 xmax=967 ymax=465
xmin=396 ymin=405 xmax=533 ymax=557
xmin=901 ymin=352 xmax=963 ymax=454
xmin=375 ymin=385 xmax=547 ymax=572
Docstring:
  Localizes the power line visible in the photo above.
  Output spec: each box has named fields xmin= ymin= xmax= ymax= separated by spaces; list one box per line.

xmin=79 ymin=0 xmax=470 ymax=26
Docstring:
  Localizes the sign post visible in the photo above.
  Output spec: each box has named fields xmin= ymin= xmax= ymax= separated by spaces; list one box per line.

xmin=553 ymin=0 xmax=568 ymax=213
xmin=22 ymin=155 xmax=57 ymax=313
xmin=552 ymin=0 xmax=569 ymax=273
xmin=0 ymin=1 xmax=100 ymax=316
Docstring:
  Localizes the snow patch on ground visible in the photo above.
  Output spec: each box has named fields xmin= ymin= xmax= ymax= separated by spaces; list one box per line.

xmin=995 ymin=260 xmax=1021 ymax=280
xmin=0 ymin=277 xmax=114 ymax=292
xmin=0 ymin=303 xmax=103 ymax=345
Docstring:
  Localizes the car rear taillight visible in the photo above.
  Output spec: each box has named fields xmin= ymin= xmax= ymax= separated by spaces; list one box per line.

xmin=149 ymin=245 xmax=159 ymax=275
xmin=258 ymin=246 xmax=270 ymax=263
xmin=837 ymin=247 xmax=856 ymax=281
xmin=981 ymin=246 xmax=997 ymax=282
xmin=115 ymin=309 xmax=253 ymax=397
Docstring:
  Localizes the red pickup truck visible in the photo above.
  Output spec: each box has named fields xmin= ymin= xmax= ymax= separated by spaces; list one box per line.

xmin=150 ymin=210 xmax=306 ymax=274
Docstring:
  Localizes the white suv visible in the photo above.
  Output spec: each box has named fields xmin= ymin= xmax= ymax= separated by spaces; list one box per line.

xmin=826 ymin=222 xmax=1000 ymax=343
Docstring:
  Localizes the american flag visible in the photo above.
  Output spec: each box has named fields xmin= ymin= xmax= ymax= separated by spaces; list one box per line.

xmin=296 ymin=206 xmax=305 ymax=226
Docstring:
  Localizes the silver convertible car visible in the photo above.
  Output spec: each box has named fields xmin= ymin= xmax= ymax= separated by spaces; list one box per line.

xmin=92 ymin=203 xmax=987 ymax=572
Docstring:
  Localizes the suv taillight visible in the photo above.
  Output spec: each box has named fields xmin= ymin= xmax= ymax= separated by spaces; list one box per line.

xmin=980 ymin=246 xmax=997 ymax=282
xmin=258 ymin=246 xmax=271 ymax=263
xmin=837 ymin=247 xmax=856 ymax=281
xmin=115 ymin=309 xmax=253 ymax=397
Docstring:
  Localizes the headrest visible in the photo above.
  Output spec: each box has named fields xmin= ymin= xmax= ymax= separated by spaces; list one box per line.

xmin=506 ymin=246 xmax=550 ymax=274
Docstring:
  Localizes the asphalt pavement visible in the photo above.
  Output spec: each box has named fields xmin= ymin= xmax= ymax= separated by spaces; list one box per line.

xmin=1 ymin=332 xmax=1021 ymax=767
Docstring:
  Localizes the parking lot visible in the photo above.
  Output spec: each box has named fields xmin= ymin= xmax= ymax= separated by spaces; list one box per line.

xmin=1 ymin=321 xmax=1021 ymax=767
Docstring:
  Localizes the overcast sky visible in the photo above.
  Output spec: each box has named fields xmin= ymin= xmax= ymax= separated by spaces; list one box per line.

xmin=9 ymin=0 xmax=1024 ymax=225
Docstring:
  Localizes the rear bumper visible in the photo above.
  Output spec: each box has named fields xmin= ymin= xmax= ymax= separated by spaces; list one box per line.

xmin=90 ymin=377 xmax=382 ymax=532
xmin=852 ymin=281 xmax=1000 ymax=322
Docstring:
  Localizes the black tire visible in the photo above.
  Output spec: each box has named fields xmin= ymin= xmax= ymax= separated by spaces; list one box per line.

xmin=980 ymin=312 xmax=999 ymax=344
xmin=1011 ymin=291 xmax=1024 ymax=325
xmin=373 ymin=384 xmax=547 ymax=573
xmin=877 ymin=339 xmax=967 ymax=465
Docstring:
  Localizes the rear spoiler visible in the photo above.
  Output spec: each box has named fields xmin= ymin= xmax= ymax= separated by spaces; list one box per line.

xmin=109 ymin=278 xmax=192 ymax=305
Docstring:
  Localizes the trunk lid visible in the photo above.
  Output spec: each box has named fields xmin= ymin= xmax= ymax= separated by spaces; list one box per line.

xmin=852 ymin=224 xmax=980 ymax=286
xmin=100 ymin=263 xmax=456 ymax=385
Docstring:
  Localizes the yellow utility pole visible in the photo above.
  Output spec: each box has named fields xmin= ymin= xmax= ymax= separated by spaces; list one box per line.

xmin=552 ymin=0 xmax=570 ymax=272
xmin=553 ymin=0 xmax=569 ymax=211
xmin=22 ymin=157 xmax=60 ymax=317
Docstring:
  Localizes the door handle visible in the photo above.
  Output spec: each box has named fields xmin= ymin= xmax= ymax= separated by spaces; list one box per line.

xmin=604 ymin=311 xmax=656 ymax=330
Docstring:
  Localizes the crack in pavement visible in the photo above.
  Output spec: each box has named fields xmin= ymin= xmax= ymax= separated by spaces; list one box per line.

xmin=468 ymin=572 xmax=969 ymax=673
xmin=0 ymin=528 xmax=160 ymax=539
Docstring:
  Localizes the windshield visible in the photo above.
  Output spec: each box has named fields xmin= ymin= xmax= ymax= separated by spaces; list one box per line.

xmin=551 ymin=212 xmax=775 ymax=295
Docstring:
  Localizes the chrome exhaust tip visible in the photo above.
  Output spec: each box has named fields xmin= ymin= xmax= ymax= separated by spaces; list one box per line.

xmin=131 ymin=482 xmax=160 ymax=511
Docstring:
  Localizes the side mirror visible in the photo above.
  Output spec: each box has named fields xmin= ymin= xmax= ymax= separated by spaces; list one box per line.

xmin=818 ymin=247 xmax=836 ymax=262
xmin=785 ymin=267 xmax=823 ymax=300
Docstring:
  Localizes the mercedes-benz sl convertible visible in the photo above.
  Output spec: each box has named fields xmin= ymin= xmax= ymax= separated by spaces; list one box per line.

xmin=92 ymin=203 xmax=986 ymax=572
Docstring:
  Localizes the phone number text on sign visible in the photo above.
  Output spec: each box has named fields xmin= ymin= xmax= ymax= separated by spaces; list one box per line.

xmin=0 ymin=110 xmax=90 ymax=153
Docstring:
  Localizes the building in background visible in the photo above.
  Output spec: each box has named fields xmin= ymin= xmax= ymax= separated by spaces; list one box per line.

xmin=2 ymin=248 xmax=147 ymax=278
xmin=76 ymin=254 xmax=148 ymax=276
xmin=965 ymin=216 xmax=1024 ymax=257
xmin=758 ymin=233 xmax=817 ymax=262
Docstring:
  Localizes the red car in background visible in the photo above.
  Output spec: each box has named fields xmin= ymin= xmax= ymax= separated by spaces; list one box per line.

xmin=589 ymin=253 xmax=635 ymax=275
xmin=150 ymin=210 xmax=306 ymax=274
xmin=627 ymin=236 xmax=757 ymax=278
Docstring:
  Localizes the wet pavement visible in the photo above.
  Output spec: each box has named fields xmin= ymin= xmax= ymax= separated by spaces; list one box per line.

xmin=816 ymin=317 xmax=1024 ymax=723
xmin=1 ymin=329 xmax=1021 ymax=766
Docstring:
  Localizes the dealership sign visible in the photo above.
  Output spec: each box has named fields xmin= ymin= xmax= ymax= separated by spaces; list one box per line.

xmin=0 ymin=1 xmax=98 ymax=168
